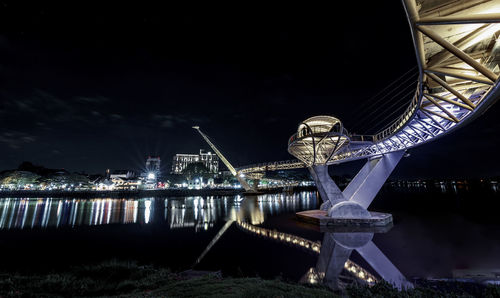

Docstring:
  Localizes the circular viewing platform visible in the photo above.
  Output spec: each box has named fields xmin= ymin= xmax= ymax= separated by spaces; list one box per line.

xmin=288 ymin=115 xmax=350 ymax=166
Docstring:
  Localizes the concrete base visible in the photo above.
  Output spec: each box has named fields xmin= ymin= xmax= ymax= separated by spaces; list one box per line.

xmin=296 ymin=209 xmax=393 ymax=227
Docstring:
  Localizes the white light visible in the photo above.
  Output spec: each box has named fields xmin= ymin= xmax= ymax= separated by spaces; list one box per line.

xmin=147 ymin=172 xmax=156 ymax=180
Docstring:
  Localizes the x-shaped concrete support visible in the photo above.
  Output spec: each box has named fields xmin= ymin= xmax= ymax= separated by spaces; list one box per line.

xmin=309 ymin=150 xmax=405 ymax=216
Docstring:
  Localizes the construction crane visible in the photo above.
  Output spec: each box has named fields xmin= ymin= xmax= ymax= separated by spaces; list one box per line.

xmin=193 ymin=126 xmax=255 ymax=192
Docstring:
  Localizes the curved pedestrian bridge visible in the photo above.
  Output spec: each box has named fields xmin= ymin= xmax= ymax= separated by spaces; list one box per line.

xmin=239 ymin=0 xmax=500 ymax=175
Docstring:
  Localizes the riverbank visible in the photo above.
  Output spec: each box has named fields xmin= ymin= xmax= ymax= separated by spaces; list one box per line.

xmin=0 ymin=261 xmax=333 ymax=297
xmin=0 ymin=186 xmax=316 ymax=198
xmin=1 ymin=261 xmax=499 ymax=297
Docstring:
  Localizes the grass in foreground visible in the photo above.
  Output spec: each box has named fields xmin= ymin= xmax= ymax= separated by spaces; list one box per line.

xmin=2 ymin=261 xmax=500 ymax=297
xmin=0 ymin=261 xmax=334 ymax=297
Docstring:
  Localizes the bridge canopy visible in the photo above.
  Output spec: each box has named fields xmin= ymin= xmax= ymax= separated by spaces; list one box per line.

xmin=298 ymin=116 xmax=343 ymax=135
xmin=288 ymin=116 xmax=350 ymax=166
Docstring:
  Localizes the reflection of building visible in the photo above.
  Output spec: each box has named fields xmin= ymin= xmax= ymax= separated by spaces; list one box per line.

xmin=171 ymin=149 xmax=219 ymax=174
xmin=0 ymin=193 xmax=316 ymax=231
xmin=0 ymin=198 xmax=152 ymax=228
xmin=166 ymin=197 xmax=217 ymax=231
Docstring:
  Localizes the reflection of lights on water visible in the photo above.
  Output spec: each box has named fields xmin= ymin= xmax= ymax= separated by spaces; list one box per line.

xmin=237 ymin=221 xmax=320 ymax=252
xmin=133 ymin=201 xmax=138 ymax=223
xmin=0 ymin=192 xmax=318 ymax=231
xmin=304 ymin=268 xmax=319 ymax=284
xmin=56 ymin=200 xmax=62 ymax=227
xmin=107 ymin=201 xmax=112 ymax=224
xmin=145 ymin=199 xmax=151 ymax=224
xmin=344 ymin=260 xmax=375 ymax=284
xmin=0 ymin=199 xmax=10 ymax=228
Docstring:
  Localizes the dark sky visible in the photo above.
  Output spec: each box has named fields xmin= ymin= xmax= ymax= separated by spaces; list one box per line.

xmin=1 ymin=2 xmax=499 ymax=178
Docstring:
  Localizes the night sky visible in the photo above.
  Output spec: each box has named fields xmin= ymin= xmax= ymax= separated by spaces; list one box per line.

xmin=1 ymin=2 xmax=499 ymax=178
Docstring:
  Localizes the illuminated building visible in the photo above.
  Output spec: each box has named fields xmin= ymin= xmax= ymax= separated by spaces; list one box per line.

xmin=171 ymin=149 xmax=219 ymax=174
xmin=146 ymin=156 xmax=161 ymax=173
xmin=144 ymin=157 xmax=161 ymax=187
xmin=109 ymin=170 xmax=135 ymax=179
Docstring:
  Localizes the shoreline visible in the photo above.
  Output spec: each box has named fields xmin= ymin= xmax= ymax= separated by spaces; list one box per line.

xmin=0 ymin=186 xmax=317 ymax=198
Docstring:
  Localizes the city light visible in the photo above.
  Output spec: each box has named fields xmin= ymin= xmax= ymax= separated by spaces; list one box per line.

xmin=147 ymin=172 xmax=156 ymax=180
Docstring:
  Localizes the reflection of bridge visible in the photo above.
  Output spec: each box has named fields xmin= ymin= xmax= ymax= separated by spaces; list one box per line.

xmin=234 ymin=221 xmax=411 ymax=289
xmin=194 ymin=218 xmax=379 ymax=286
xmin=190 ymin=192 xmax=408 ymax=289
xmin=235 ymin=221 xmax=417 ymax=290
xmin=196 ymin=0 xmax=500 ymax=222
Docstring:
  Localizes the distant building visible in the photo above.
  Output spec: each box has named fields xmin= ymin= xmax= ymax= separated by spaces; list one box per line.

xmin=110 ymin=170 xmax=136 ymax=179
xmin=172 ymin=149 xmax=219 ymax=174
xmin=146 ymin=157 xmax=161 ymax=173
xmin=110 ymin=176 xmax=141 ymax=190
xmin=144 ymin=156 xmax=161 ymax=185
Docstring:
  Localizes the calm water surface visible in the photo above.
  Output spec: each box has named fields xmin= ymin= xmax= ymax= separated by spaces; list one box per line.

xmin=1 ymin=183 xmax=500 ymax=289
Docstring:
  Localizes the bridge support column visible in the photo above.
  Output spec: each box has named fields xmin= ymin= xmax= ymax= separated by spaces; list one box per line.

xmin=309 ymin=165 xmax=347 ymax=211
xmin=306 ymin=150 xmax=404 ymax=224
xmin=343 ymin=150 xmax=405 ymax=209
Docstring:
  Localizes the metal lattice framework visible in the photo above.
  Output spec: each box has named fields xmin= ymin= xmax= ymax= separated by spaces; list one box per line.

xmin=239 ymin=0 xmax=500 ymax=175
xmin=238 ymin=159 xmax=305 ymax=174
xmin=288 ymin=116 xmax=350 ymax=166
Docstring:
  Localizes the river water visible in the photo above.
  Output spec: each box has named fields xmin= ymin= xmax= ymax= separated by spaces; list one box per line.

xmin=1 ymin=182 xmax=500 ymax=289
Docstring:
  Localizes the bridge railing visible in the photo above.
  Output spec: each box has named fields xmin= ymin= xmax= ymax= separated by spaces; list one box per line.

xmin=349 ymin=134 xmax=374 ymax=143
xmin=288 ymin=130 xmax=320 ymax=145
xmin=288 ymin=129 xmax=349 ymax=146
xmin=373 ymin=85 xmax=421 ymax=143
